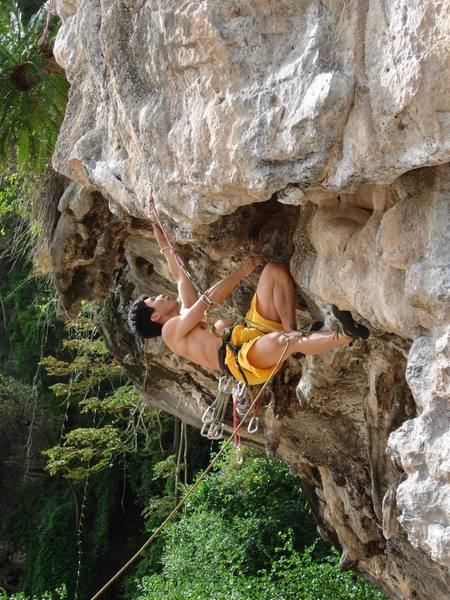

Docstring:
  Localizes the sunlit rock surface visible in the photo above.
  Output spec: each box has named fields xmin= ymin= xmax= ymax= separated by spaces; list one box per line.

xmin=51 ymin=1 xmax=450 ymax=598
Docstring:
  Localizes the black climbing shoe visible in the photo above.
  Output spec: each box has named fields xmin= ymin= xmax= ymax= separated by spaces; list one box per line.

xmin=292 ymin=321 xmax=325 ymax=358
xmin=331 ymin=305 xmax=369 ymax=340
xmin=308 ymin=320 xmax=324 ymax=333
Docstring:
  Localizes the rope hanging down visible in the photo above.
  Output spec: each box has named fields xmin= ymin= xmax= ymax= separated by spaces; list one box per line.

xmin=38 ymin=0 xmax=56 ymax=46
xmin=89 ymin=339 xmax=290 ymax=600
xmin=148 ymin=196 xmax=203 ymax=296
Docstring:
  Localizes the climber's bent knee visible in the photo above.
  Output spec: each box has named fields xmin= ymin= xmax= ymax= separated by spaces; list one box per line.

xmin=247 ymin=331 xmax=292 ymax=370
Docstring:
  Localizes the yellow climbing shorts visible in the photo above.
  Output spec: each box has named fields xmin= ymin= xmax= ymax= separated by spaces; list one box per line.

xmin=224 ymin=294 xmax=284 ymax=385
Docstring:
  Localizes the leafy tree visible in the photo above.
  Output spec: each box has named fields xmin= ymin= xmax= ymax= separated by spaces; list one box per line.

xmin=40 ymin=308 xmax=168 ymax=481
xmin=129 ymin=449 xmax=387 ymax=600
xmin=8 ymin=586 xmax=67 ymax=600
xmin=0 ymin=0 xmax=68 ymax=172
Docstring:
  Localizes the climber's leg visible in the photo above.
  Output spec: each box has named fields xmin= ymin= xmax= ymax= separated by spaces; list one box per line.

xmin=247 ymin=330 xmax=352 ymax=370
xmin=255 ymin=262 xmax=296 ymax=331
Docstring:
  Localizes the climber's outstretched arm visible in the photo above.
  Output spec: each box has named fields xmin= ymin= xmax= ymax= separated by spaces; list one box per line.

xmin=153 ymin=224 xmax=198 ymax=308
xmin=163 ymin=256 xmax=265 ymax=343
xmin=205 ymin=255 xmax=265 ymax=306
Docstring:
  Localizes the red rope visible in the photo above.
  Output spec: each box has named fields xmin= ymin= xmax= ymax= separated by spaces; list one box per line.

xmin=148 ymin=195 xmax=185 ymax=270
xmin=38 ymin=0 xmax=56 ymax=46
xmin=232 ymin=391 xmax=241 ymax=451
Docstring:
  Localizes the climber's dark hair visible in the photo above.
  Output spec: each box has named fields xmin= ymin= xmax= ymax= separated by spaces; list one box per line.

xmin=128 ymin=295 xmax=162 ymax=338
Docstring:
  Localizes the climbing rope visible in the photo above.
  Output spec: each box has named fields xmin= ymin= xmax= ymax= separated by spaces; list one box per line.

xmin=148 ymin=193 xmax=321 ymax=453
xmin=148 ymin=196 xmax=203 ymax=296
xmin=88 ymin=195 xmax=330 ymax=599
xmin=89 ymin=338 xmax=290 ymax=600
xmin=38 ymin=0 xmax=56 ymax=46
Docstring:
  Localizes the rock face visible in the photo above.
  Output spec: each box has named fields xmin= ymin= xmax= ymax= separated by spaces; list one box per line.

xmin=51 ymin=1 xmax=450 ymax=598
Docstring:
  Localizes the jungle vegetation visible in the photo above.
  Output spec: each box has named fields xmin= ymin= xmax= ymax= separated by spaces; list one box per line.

xmin=0 ymin=3 xmax=387 ymax=600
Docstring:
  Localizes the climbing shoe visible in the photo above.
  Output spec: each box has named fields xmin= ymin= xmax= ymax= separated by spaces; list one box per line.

xmin=331 ymin=305 xmax=369 ymax=340
xmin=308 ymin=320 xmax=324 ymax=333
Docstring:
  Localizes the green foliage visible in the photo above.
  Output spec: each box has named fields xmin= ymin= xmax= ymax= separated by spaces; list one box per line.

xmin=0 ymin=173 xmax=23 ymax=223
xmin=184 ymin=447 xmax=325 ymax=567
xmin=0 ymin=373 xmax=40 ymax=484
xmin=0 ymin=267 xmax=61 ymax=381
xmin=0 ymin=1 xmax=68 ymax=173
xmin=43 ymin=388 xmax=169 ymax=480
xmin=8 ymin=585 xmax=67 ymax=600
xmin=135 ymin=537 xmax=386 ymax=599
xmin=150 ymin=453 xmax=177 ymax=481
xmin=42 ymin=330 xmax=161 ymax=479
xmin=44 ymin=424 xmax=124 ymax=480
xmin=23 ymin=491 xmax=78 ymax=596
xmin=130 ymin=451 xmax=386 ymax=600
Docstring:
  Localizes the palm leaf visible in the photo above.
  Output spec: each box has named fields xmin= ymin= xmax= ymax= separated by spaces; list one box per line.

xmin=0 ymin=0 xmax=67 ymax=173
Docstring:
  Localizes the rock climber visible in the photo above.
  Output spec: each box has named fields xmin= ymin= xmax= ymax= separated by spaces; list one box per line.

xmin=128 ymin=223 xmax=369 ymax=385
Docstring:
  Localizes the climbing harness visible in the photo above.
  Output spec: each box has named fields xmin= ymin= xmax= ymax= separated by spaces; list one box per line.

xmin=89 ymin=338 xmax=290 ymax=600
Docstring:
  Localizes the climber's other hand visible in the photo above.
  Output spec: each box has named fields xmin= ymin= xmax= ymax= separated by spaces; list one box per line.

xmin=241 ymin=254 xmax=266 ymax=275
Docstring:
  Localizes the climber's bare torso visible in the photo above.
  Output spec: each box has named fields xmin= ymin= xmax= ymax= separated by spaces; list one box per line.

xmin=147 ymin=224 xmax=353 ymax=374
xmin=162 ymin=316 xmax=228 ymax=371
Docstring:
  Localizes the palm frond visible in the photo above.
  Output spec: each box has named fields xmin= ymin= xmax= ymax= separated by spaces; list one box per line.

xmin=0 ymin=0 xmax=68 ymax=174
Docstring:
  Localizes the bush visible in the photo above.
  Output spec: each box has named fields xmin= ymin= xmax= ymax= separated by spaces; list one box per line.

xmin=134 ymin=536 xmax=386 ymax=600
xmin=127 ymin=449 xmax=387 ymax=600
xmin=7 ymin=585 xmax=67 ymax=600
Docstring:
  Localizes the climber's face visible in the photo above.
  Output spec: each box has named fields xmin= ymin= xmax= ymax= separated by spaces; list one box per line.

xmin=145 ymin=294 xmax=178 ymax=321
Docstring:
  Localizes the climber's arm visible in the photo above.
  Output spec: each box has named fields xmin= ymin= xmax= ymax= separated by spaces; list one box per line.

xmin=163 ymin=256 xmax=265 ymax=342
xmin=153 ymin=224 xmax=198 ymax=308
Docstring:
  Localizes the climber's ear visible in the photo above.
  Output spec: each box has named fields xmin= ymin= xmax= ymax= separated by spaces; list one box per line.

xmin=150 ymin=311 xmax=161 ymax=323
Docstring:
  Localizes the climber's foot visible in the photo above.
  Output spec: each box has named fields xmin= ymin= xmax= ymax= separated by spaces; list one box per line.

xmin=331 ymin=305 xmax=369 ymax=340
xmin=292 ymin=321 xmax=325 ymax=358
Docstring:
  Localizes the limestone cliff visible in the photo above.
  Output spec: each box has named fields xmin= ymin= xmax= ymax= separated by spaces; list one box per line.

xmin=49 ymin=2 xmax=450 ymax=598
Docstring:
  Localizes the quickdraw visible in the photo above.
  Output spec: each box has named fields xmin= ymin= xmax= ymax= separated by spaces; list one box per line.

xmin=201 ymin=373 xmax=263 ymax=464
xmin=200 ymin=375 xmax=233 ymax=440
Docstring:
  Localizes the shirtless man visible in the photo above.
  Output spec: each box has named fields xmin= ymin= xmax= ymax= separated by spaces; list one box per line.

xmin=128 ymin=224 xmax=369 ymax=385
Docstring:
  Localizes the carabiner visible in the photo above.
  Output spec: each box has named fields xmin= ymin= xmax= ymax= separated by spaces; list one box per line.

xmin=235 ymin=446 xmax=244 ymax=466
xmin=247 ymin=416 xmax=259 ymax=434
xmin=219 ymin=376 xmax=234 ymax=394
xmin=207 ymin=423 xmax=224 ymax=440
xmin=233 ymin=381 xmax=246 ymax=399
xmin=202 ymin=405 xmax=214 ymax=424
xmin=218 ymin=375 xmax=228 ymax=392
xmin=200 ymin=422 xmax=210 ymax=437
